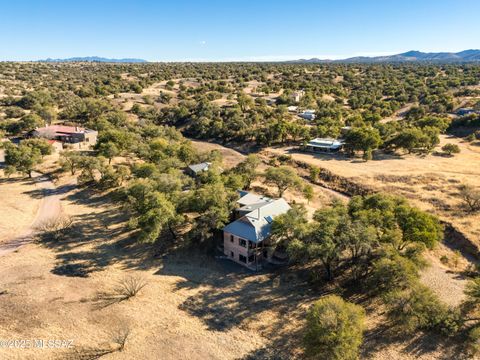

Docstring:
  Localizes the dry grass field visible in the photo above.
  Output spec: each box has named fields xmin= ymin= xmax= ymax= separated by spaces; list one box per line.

xmin=0 ymin=178 xmax=464 ymax=360
xmin=266 ymin=135 xmax=480 ymax=248
xmin=0 ymin=174 xmax=42 ymax=244
xmin=0 ymin=143 xmax=466 ymax=359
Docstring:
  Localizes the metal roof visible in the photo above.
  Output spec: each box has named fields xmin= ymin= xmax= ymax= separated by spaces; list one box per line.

xmin=307 ymin=138 xmax=344 ymax=149
xmin=188 ymin=162 xmax=211 ymax=174
xmin=224 ymin=193 xmax=291 ymax=243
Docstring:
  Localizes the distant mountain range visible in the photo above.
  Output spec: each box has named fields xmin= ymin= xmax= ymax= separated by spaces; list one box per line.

xmin=38 ymin=56 xmax=148 ymax=63
xmin=291 ymin=50 xmax=480 ymax=63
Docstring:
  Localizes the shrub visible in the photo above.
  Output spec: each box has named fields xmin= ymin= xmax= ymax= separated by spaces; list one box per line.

xmin=468 ymin=326 xmax=480 ymax=355
xmin=440 ymin=255 xmax=449 ymax=265
xmin=304 ymin=295 xmax=365 ymax=360
xmin=115 ymin=276 xmax=147 ymax=300
xmin=459 ymin=184 xmax=480 ymax=213
xmin=309 ymin=166 xmax=320 ymax=182
xmin=36 ymin=216 xmax=74 ymax=241
xmin=384 ymin=283 xmax=462 ymax=336
xmin=441 ymin=143 xmax=460 ymax=155
xmin=368 ymin=255 xmax=419 ymax=294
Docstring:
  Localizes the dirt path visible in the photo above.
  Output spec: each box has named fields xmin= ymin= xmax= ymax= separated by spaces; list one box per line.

xmin=0 ymin=172 xmax=61 ymax=256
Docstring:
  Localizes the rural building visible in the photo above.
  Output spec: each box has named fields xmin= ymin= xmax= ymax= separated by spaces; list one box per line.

xmin=287 ymin=105 xmax=299 ymax=113
xmin=185 ymin=162 xmax=211 ymax=177
xmin=291 ymin=90 xmax=305 ymax=103
xmin=298 ymin=109 xmax=316 ymax=121
xmin=30 ymin=125 xmax=98 ymax=149
xmin=47 ymin=140 xmax=64 ymax=152
xmin=267 ymin=98 xmax=278 ymax=106
xmin=304 ymin=138 xmax=344 ymax=153
xmin=456 ymin=108 xmax=478 ymax=116
xmin=223 ymin=191 xmax=291 ymax=270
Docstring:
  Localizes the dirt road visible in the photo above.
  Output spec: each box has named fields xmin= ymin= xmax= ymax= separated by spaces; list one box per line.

xmin=0 ymin=172 xmax=61 ymax=256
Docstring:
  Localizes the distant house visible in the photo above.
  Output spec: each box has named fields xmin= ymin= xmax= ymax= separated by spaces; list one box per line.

xmin=287 ymin=105 xmax=299 ymax=113
xmin=223 ymin=191 xmax=291 ymax=270
xmin=267 ymin=98 xmax=278 ymax=106
xmin=46 ymin=140 xmax=64 ymax=153
xmin=291 ymin=90 xmax=305 ymax=103
xmin=185 ymin=162 xmax=211 ymax=177
xmin=304 ymin=138 xmax=344 ymax=153
xmin=456 ymin=108 xmax=477 ymax=116
xmin=30 ymin=125 xmax=97 ymax=149
xmin=298 ymin=109 xmax=316 ymax=121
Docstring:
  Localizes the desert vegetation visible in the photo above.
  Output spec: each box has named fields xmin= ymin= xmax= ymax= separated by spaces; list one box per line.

xmin=1 ymin=61 xmax=480 ymax=359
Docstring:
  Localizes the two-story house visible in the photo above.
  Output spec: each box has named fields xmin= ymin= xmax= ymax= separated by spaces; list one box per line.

xmin=223 ymin=191 xmax=291 ymax=270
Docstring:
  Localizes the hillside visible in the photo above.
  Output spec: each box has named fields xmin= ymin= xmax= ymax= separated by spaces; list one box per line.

xmin=292 ymin=49 xmax=480 ymax=63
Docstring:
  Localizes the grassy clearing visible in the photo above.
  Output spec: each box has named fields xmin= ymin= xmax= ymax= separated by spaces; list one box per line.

xmin=0 ymin=174 xmax=42 ymax=243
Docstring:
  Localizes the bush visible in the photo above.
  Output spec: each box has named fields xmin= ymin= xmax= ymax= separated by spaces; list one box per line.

xmin=441 ymin=143 xmax=460 ymax=155
xmin=459 ymin=184 xmax=480 ymax=213
xmin=36 ymin=216 xmax=74 ymax=241
xmin=368 ymin=255 xmax=419 ymax=294
xmin=304 ymin=295 xmax=365 ymax=360
xmin=440 ymin=255 xmax=449 ymax=265
xmin=384 ymin=283 xmax=462 ymax=336
xmin=468 ymin=326 xmax=480 ymax=355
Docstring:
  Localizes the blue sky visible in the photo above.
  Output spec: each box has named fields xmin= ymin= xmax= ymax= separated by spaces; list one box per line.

xmin=1 ymin=0 xmax=479 ymax=61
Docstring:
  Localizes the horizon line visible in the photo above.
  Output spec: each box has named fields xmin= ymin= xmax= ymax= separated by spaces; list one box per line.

xmin=2 ymin=49 xmax=480 ymax=63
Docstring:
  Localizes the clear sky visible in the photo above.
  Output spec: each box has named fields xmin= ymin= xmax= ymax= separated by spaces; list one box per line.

xmin=1 ymin=0 xmax=479 ymax=61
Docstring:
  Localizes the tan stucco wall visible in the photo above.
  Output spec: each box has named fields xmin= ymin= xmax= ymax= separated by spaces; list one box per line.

xmin=223 ymin=232 xmax=257 ymax=268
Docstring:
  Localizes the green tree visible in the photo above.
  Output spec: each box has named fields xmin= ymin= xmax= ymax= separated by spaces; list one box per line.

xmin=271 ymin=204 xmax=309 ymax=245
xmin=304 ymin=295 xmax=366 ymax=360
xmin=288 ymin=203 xmax=348 ymax=280
xmin=264 ymin=166 xmax=303 ymax=197
xmin=309 ymin=166 xmax=320 ymax=182
xmin=233 ymin=154 xmax=260 ymax=189
xmin=124 ymin=179 xmax=177 ymax=242
xmin=4 ymin=143 xmax=42 ymax=178
xmin=22 ymin=138 xmax=53 ymax=157
xmin=97 ymin=141 xmax=120 ymax=164
xmin=344 ymin=127 xmax=382 ymax=156
xmin=303 ymin=184 xmax=314 ymax=203
xmin=60 ymin=151 xmax=83 ymax=175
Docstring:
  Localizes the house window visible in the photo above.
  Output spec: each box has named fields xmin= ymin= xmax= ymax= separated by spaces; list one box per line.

xmin=248 ymin=254 xmax=255 ymax=263
xmin=230 ymin=235 xmax=234 ymax=243
xmin=248 ymin=241 xmax=256 ymax=249
xmin=239 ymin=254 xmax=247 ymax=263
xmin=230 ymin=251 xmax=234 ymax=258
xmin=239 ymin=239 xmax=247 ymax=248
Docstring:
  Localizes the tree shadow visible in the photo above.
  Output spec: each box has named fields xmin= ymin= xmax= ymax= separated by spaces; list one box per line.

xmin=36 ymin=187 xmax=161 ymax=277
xmin=361 ymin=320 xmax=467 ymax=360
xmin=23 ymin=182 xmax=77 ymax=199
xmin=156 ymin=253 xmax=332 ymax=358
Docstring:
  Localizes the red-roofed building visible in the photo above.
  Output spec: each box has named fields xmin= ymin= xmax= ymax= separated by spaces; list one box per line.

xmin=30 ymin=124 xmax=97 ymax=148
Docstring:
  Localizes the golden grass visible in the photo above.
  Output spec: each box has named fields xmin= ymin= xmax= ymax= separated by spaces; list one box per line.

xmin=0 ymin=174 xmax=41 ymax=244
xmin=266 ymin=135 xmax=480 ymax=246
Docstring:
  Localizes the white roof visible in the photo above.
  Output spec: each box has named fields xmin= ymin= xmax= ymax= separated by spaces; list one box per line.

xmin=224 ymin=192 xmax=291 ymax=243
xmin=237 ymin=192 xmax=272 ymax=207
xmin=307 ymin=138 xmax=344 ymax=148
